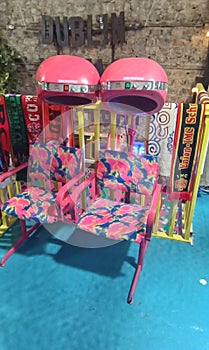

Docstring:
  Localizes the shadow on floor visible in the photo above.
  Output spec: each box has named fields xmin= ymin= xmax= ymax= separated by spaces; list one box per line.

xmin=0 ymin=221 xmax=133 ymax=279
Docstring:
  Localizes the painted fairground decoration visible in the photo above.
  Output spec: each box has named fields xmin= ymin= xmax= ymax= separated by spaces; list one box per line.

xmin=41 ymin=12 xmax=125 ymax=48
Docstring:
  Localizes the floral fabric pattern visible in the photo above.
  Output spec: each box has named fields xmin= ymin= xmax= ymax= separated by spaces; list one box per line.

xmin=51 ymin=145 xmax=83 ymax=182
xmin=97 ymin=150 xmax=159 ymax=196
xmin=28 ymin=142 xmax=82 ymax=185
xmin=78 ymin=198 xmax=149 ymax=242
xmin=2 ymin=187 xmax=57 ymax=223
xmin=28 ymin=142 xmax=55 ymax=183
xmin=2 ymin=142 xmax=83 ymax=223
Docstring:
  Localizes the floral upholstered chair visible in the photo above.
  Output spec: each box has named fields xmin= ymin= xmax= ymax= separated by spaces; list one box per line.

xmin=68 ymin=150 xmax=162 ymax=303
xmin=0 ymin=142 xmax=85 ymax=266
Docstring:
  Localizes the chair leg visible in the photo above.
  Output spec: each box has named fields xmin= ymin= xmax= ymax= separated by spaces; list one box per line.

xmin=127 ymin=238 xmax=149 ymax=304
xmin=0 ymin=220 xmax=40 ymax=266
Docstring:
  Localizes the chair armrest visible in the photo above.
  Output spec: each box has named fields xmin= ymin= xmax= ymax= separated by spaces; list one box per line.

xmin=56 ymin=171 xmax=86 ymax=206
xmin=71 ymin=170 xmax=96 ymax=203
xmin=0 ymin=163 xmax=28 ymax=183
xmin=56 ymin=169 xmax=95 ymax=209
xmin=53 ymin=169 xmax=95 ymax=222
xmin=145 ymin=183 xmax=162 ymax=241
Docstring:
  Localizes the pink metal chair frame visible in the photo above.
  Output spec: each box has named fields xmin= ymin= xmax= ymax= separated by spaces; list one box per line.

xmin=56 ymin=150 xmax=162 ymax=303
xmin=0 ymin=142 xmax=85 ymax=266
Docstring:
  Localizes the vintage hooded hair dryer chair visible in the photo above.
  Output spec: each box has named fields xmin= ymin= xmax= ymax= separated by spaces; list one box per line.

xmin=100 ymin=57 xmax=168 ymax=115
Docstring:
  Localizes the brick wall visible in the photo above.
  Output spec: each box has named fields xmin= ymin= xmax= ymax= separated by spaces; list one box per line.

xmin=1 ymin=0 xmax=209 ymax=101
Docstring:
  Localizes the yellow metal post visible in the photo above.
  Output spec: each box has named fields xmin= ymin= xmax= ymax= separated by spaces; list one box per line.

xmin=94 ymin=108 xmax=100 ymax=161
xmin=109 ymin=113 xmax=117 ymax=200
xmin=77 ymin=108 xmax=86 ymax=210
xmin=110 ymin=113 xmax=117 ymax=150
xmin=184 ymin=105 xmax=209 ymax=240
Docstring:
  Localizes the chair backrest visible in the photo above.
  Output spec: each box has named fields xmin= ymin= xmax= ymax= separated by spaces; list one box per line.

xmin=28 ymin=142 xmax=82 ymax=187
xmin=97 ymin=150 xmax=159 ymax=196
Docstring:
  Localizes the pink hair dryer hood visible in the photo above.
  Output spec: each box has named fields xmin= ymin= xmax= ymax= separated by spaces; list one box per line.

xmin=36 ymin=55 xmax=100 ymax=106
xmin=100 ymin=57 xmax=168 ymax=115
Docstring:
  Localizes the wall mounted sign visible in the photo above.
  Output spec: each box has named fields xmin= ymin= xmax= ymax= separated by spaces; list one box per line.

xmin=41 ymin=12 xmax=125 ymax=48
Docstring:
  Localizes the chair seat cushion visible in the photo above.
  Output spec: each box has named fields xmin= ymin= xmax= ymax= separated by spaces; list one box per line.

xmin=2 ymin=187 xmax=57 ymax=223
xmin=77 ymin=198 xmax=149 ymax=243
